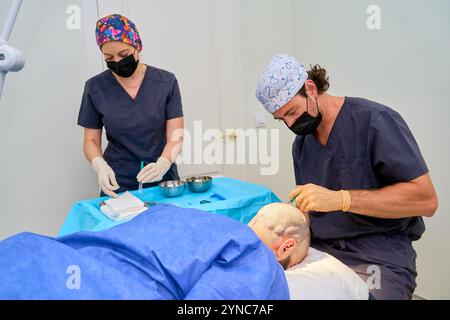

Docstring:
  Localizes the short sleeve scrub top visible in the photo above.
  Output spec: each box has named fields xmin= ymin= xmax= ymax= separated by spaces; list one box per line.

xmin=78 ymin=65 xmax=183 ymax=195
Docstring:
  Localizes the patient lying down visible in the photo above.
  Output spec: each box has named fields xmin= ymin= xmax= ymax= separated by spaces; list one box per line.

xmin=248 ymin=203 xmax=310 ymax=269
xmin=0 ymin=203 xmax=309 ymax=299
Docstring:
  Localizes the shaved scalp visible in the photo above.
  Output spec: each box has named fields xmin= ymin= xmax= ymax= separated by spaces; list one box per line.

xmin=253 ymin=203 xmax=310 ymax=247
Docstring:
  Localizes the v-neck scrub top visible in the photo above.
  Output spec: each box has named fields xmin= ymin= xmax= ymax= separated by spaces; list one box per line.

xmin=292 ymin=97 xmax=428 ymax=241
xmin=78 ymin=65 xmax=183 ymax=193
xmin=292 ymin=97 xmax=429 ymax=299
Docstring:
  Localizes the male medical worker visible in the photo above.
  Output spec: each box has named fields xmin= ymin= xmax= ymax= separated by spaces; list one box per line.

xmin=255 ymin=54 xmax=438 ymax=299
xmin=78 ymin=14 xmax=183 ymax=198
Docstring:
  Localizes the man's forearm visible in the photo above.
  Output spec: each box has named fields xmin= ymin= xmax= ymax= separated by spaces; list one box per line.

xmin=349 ymin=176 xmax=438 ymax=219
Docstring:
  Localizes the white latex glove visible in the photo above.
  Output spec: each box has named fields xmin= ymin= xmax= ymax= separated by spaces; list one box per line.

xmin=91 ymin=156 xmax=120 ymax=198
xmin=137 ymin=157 xmax=171 ymax=184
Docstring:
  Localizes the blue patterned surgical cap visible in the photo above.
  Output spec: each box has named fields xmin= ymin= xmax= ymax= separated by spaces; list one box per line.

xmin=255 ymin=54 xmax=308 ymax=114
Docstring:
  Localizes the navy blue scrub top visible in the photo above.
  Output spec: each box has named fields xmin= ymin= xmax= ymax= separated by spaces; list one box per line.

xmin=77 ymin=65 xmax=183 ymax=192
xmin=292 ymin=97 xmax=428 ymax=241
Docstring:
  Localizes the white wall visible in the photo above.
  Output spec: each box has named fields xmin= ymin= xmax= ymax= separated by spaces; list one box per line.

xmin=0 ymin=0 xmax=101 ymax=239
xmin=238 ymin=0 xmax=297 ymax=200
xmin=290 ymin=0 xmax=450 ymax=299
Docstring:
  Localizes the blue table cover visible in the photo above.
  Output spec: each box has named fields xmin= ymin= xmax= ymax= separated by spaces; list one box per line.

xmin=59 ymin=177 xmax=280 ymax=236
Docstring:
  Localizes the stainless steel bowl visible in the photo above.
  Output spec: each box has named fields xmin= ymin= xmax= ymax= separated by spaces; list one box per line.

xmin=159 ymin=180 xmax=186 ymax=197
xmin=186 ymin=176 xmax=212 ymax=193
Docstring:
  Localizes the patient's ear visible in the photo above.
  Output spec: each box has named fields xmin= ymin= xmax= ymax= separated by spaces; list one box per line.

xmin=276 ymin=238 xmax=296 ymax=261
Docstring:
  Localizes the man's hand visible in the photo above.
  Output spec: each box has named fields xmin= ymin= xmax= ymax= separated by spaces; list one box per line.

xmin=288 ymin=184 xmax=343 ymax=213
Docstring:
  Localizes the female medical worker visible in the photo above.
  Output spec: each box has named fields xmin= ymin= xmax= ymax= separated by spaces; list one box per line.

xmin=78 ymin=14 xmax=183 ymax=198
xmin=255 ymin=54 xmax=438 ymax=300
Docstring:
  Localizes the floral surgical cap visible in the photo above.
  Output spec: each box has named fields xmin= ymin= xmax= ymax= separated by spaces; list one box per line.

xmin=95 ymin=14 xmax=143 ymax=51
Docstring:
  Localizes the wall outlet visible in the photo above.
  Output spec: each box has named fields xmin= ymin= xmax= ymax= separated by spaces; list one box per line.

xmin=255 ymin=113 xmax=266 ymax=128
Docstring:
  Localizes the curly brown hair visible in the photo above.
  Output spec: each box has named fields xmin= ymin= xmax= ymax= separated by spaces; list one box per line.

xmin=298 ymin=64 xmax=330 ymax=96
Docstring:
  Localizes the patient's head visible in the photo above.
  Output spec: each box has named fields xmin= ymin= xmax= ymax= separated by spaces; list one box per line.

xmin=248 ymin=203 xmax=310 ymax=270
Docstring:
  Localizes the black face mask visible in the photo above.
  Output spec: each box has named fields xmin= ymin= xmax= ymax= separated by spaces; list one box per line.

xmin=106 ymin=51 xmax=139 ymax=78
xmin=286 ymin=96 xmax=322 ymax=136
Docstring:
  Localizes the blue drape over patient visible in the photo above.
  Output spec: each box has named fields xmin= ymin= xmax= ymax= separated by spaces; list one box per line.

xmin=0 ymin=204 xmax=289 ymax=300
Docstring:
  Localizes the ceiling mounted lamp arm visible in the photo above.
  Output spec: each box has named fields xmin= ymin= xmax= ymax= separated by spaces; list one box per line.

xmin=0 ymin=73 xmax=5 ymax=99
xmin=0 ymin=0 xmax=25 ymax=101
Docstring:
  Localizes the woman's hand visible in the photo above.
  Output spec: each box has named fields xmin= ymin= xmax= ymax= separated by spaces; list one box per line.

xmin=91 ymin=156 xmax=120 ymax=198
xmin=137 ymin=157 xmax=171 ymax=184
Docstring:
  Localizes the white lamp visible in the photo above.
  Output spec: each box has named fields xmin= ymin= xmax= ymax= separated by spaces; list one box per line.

xmin=0 ymin=0 xmax=25 ymax=100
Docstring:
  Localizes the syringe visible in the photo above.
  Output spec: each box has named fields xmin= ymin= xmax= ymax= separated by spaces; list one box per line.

xmin=138 ymin=161 xmax=144 ymax=193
